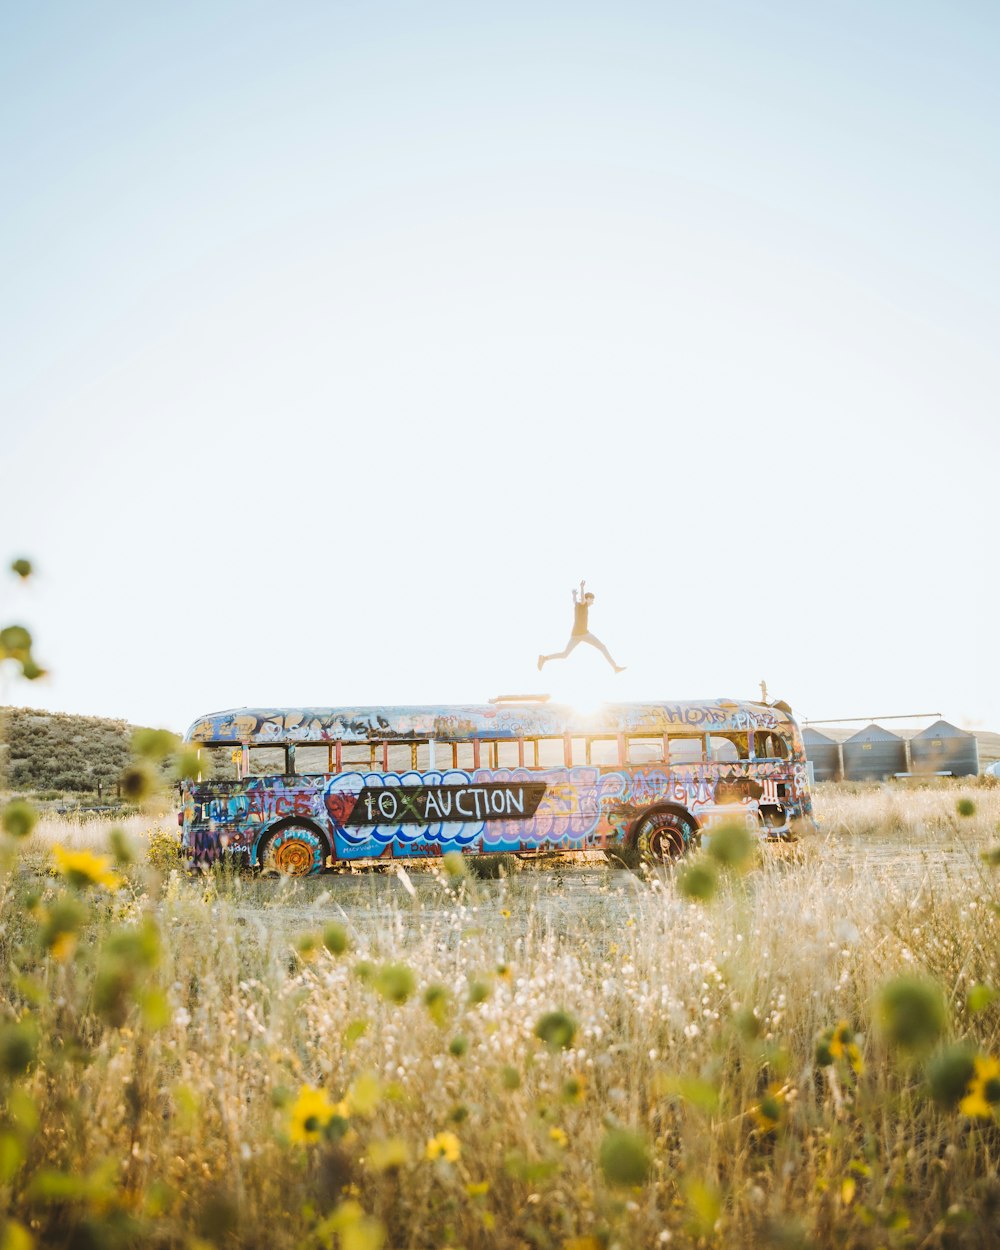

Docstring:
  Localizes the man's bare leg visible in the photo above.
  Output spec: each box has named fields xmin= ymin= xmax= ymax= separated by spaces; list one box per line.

xmin=538 ymin=637 xmax=583 ymax=670
xmin=582 ymin=633 xmax=626 ymax=673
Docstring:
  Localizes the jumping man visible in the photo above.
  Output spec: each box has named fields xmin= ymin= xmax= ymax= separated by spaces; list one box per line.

xmin=538 ymin=581 xmax=626 ymax=673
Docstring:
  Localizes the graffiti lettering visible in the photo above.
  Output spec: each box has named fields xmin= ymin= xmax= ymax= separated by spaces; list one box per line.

xmin=345 ymin=783 xmax=545 ymax=826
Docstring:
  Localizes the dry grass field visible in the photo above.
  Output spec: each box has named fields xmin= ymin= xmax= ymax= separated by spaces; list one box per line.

xmin=1 ymin=782 xmax=999 ymax=1249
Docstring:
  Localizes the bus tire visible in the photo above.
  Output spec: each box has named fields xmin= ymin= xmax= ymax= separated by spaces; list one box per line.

xmin=631 ymin=807 xmax=697 ymax=865
xmin=257 ymin=821 xmax=330 ymax=877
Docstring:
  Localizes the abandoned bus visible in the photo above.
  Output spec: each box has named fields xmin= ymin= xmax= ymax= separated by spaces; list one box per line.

xmin=178 ymin=698 xmax=813 ymax=875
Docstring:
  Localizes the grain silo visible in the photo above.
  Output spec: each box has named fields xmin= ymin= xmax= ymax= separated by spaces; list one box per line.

xmin=909 ymin=720 xmax=980 ymax=778
xmin=843 ymin=724 xmax=907 ymax=781
xmin=803 ymin=728 xmax=842 ymax=781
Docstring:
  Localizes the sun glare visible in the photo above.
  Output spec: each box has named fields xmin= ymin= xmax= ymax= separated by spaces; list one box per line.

xmin=540 ymin=651 xmax=628 ymax=719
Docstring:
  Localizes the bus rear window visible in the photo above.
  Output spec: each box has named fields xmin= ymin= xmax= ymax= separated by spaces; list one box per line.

xmin=753 ymin=732 xmax=789 ymax=759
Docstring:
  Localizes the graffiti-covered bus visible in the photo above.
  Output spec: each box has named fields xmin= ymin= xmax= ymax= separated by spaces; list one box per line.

xmin=178 ymin=698 xmax=814 ymax=875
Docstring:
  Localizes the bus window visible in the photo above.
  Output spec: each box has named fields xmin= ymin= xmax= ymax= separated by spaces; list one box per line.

xmin=669 ymin=735 xmax=704 ymax=764
xmin=197 ymin=745 xmax=241 ymax=779
xmin=294 ymin=746 xmax=329 ymax=774
xmin=534 ymin=738 xmax=565 ymax=767
xmin=248 ymin=746 xmax=288 ymax=776
xmin=557 ymin=737 xmax=585 ymax=766
xmin=495 ymin=740 xmax=520 ymax=769
xmin=382 ymin=741 xmax=432 ymax=770
xmin=342 ymin=743 xmax=377 ymax=769
xmin=706 ymin=734 xmax=749 ymax=763
xmin=589 ymin=737 xmax=621 ymax=767
xmin=453 ymin=742 xmax=476 ymax=771
xmin=384 ymin=742 xmax=407 ymax=771
xmin=628 ymin=736 xmax=666 ymax=765
xmin=753 ymin=732 xmax=788 ymax=760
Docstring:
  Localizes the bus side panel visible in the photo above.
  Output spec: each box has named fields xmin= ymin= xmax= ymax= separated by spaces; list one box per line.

xmin=183 ymin=750 xmax=812 ymax=865
xmin=325 ymin=766 xmax=629 ymax=858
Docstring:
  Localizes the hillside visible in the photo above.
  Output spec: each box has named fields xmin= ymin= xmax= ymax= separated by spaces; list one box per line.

xmin=0 ymin=706 xmax=139 ymax=794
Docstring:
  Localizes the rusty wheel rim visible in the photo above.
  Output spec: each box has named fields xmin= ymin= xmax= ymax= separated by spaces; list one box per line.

xmin=267 ymin=836 xmax=315 ymax=876
xmin=648 ymin=827 xmax=685 ymax=861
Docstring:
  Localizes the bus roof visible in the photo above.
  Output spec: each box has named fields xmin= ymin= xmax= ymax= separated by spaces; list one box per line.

xmin=184 ymin=699 xmax=796 ymax=745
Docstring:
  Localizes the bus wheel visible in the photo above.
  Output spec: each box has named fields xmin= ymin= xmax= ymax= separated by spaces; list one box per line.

xmin=632 ymin=808 xmax=696 ymax=866
xmin=258 ymin=822 xmax=329 ymax=876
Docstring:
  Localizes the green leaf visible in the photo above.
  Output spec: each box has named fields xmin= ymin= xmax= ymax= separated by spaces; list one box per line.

xmin=927 ymin=1045 xmax=976 ymax=1110
xmin=876 ymin=977 xmax=946 ymax=1052
xmin=344 ymin=1019 xmax=369 ymax=1047
xmin=0 ymin=1020 xmax=39 ymax=1077
xmin=677 ymin=858 xmax=717 ymax=902
xmin=442 ymin=851 xmax=466 ymax=878
xmin=423 ymin=984 xmax=450 ymax=1026
xmin=140 ymin=988 xmax=171 ymax=1031
xmin=705 ymin=820 xmax=754 ymax=869
xmin=656 ymin=1074 xmax=721 ymax=1114
xmin=967 ymin=984 xmax=997 ymax=1014
xmin=373 ymin=964 xmax=415 ymax=1005
xmin=323 ymin=923 xmax=349 ymax=955
xmin=504 ymin=1150 xmax=561 ymax=1183
xmin=534 ymin=1011 xmax=577 ymax=1050
xmin=0 ymin=1132 xmax=26 ymax=1184
xmin=0 ymin=1217 xmax=34 ymax=1250
xmin=132 ymin=727 xmax=180 ymax=761
xmin=599 ymin=1129 xmax=651 ymax=1187
xmin=7 ymin=1089 xmax=38 ymax=1135
xmin=684 ymin=1178 xmax=722 ymax=1236
xmin=1 ymin=801 xmax=37 ymax=840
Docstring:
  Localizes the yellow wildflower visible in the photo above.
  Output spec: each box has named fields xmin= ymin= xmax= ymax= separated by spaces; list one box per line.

xmin=500 ymin=909 xmax=511 ymax=920
xmin=425 ymin=1131 xmax=461 ymax=1162
xmin=52 ymin=845 xmax=122 ymax=891
xmin=49 ymin=931 xmax=77 ymax=963
xmin=562 ymin=1074 xmax=586 ymax=1104
xmin=549 ymin=1126 xmax=569 ymax=1148
xmin=465 ymin=1180 xmax=490 ymax=1197
xmin=959 ymin=1055 xmax=1000 ymax=1120
xmin=829 ymin=1020 xmax=864 ymax=1074
xmin=750 ymin=1083 xmax=786 ymax=1134
xmin=288 ymin=1084 xmax=337 ymax=1144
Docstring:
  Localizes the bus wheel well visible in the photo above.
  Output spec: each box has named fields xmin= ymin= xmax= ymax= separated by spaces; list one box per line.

xmin=256 ymin=818 xmax=331 ymax=875
xmin=628 ymin=804 xmax=699 ymax=863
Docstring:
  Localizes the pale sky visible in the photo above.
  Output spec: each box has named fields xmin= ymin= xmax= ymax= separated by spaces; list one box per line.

xmin=2 ymin=1 xmax=998 ymax=734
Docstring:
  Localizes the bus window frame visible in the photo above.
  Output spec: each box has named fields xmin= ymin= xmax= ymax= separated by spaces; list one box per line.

xmin=587 ymin=736 xmax=623 ymax=767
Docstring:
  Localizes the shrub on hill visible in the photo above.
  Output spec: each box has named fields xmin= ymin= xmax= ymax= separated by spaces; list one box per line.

xmin=1 ymin=706 xmax=147 ymax=794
